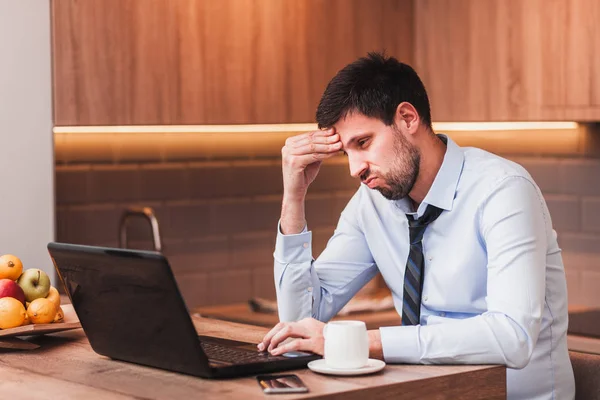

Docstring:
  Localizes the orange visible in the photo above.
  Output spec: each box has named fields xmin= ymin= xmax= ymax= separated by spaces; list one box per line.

xmin=45 ymin=286 xmax=61 ymax=311
xmin=53 ymin=306 xmax=64 ymax=323
xmin=0 ymin=254 xmax=23 ymax=281
xmin=27 ymin=298 xmax=57 ymax=324
xmin=0 ymin=297 xmax=27 ymax=329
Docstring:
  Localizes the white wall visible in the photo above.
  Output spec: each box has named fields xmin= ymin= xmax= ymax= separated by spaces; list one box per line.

xmin=0 ymin=2 xmax=55 ymax=282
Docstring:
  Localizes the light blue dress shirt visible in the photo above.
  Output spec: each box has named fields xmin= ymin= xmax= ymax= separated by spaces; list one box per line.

xmin=274 ymin=135 xmax=575 ymax=400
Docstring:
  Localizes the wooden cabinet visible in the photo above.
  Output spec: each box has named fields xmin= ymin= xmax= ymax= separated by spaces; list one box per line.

xmin=415 ymin=0 xmax=600 ymax=122
xmin=52 ymin=0 xmax=413 ymax=126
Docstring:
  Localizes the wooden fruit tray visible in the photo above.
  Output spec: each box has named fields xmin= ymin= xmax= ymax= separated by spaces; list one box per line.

xmin=0 ymin=304 xmax=81 ymax=350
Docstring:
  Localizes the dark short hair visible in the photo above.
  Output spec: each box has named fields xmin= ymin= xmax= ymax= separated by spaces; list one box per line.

xmin=316 ymin=52 xmax=432 ymax=129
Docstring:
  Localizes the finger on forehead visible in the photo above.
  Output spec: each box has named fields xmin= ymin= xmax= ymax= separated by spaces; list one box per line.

xmin=313 ymin=128 xmax=335 ymax=136
xmin=288 ymin=129 xmax=335 ymax=143
xmin=292 ymin=134 xmax=340 ymax=148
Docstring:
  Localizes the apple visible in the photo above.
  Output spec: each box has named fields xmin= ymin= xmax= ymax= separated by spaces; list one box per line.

xmin=17 ymin=268 xmax=51 ymax=302
xmin=0 ymin=279 xmax=26 ymax=306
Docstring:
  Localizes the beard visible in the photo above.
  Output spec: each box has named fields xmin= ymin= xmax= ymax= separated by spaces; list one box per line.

xmin=362 ymin=132 xmax=420 ymax=200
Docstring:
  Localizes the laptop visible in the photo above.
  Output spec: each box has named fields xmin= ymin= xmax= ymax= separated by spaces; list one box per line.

xmin=47 ymin=242 xmax=320 ymax=379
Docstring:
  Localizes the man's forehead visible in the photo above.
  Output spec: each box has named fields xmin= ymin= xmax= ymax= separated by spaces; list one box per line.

xmin=334 ymin=115 xmax=387 ymax=147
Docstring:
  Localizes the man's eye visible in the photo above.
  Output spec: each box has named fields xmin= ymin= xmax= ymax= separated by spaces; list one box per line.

xmin=358 ymin=138 xmax=369 ymax=148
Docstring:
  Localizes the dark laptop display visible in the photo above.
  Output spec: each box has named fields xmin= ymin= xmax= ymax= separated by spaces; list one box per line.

xmin=47 ymin=242 xmax=319 ymax=379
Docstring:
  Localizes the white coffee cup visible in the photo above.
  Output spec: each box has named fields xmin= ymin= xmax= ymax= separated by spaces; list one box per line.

xmin=322 ymin=320 xmax=369 ymax=369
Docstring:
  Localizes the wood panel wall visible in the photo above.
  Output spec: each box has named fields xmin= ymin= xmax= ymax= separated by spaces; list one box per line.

xmin=52 ymin=0 xmax=413 ymax=126
xmin=415 ymin=0 xmax=600 ymax=122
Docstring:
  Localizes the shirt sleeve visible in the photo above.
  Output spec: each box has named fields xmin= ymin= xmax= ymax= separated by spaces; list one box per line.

xmin=274 ymin=188 xmax=378 ymax=322
xmin=380 ymin=176 xmax=547 ymax=369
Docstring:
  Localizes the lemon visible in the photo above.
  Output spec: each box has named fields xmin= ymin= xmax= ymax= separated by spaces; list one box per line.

xmin=53 ymin=306 xmax=64 ymax=323
xmin=0 ymin=255 xmax=23 ymax=281
xmin=0 ymin=297 xmax=27 ymax=329
xmin=27 ymin=298 xmax=57 ymax=324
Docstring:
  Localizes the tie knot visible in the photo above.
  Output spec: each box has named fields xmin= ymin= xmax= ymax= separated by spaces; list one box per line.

xmin=407 ymin=205 xmax=443 ymax=227
xmin=407 ymin=205 xmax=443 ymax=243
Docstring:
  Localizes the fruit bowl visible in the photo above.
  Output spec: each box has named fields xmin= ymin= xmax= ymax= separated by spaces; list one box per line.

xmin=0 ymin=255 xmax=82 ymax=349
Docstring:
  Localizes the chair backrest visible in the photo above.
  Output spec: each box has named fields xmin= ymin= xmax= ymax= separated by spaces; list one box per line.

xmin=570 ymin=351 xmax=600 ymax=400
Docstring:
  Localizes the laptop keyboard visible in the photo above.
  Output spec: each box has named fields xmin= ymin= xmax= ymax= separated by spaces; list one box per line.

xmin=201 ymin=341 xmax=285 ymax=365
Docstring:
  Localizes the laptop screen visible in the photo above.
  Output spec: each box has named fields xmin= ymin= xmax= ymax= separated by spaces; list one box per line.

xmin=48 ymin=242 xmax=211 ymax=377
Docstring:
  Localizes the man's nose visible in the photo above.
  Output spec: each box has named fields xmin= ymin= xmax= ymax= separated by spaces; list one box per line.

xmin=348 ymin=155 xmax=367 ymax=179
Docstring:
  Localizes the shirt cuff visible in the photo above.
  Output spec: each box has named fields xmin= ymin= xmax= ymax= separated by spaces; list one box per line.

xmin=274 ymin=220 xmax=312 ymax=263
xmin=277 ymin=220 xmax=308 ymax=235
xmin=379 ymin=325 xmax=421 ymax=363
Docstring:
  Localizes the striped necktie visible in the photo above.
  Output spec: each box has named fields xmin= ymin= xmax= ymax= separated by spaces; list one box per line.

xmin=402 ymin=204 xmax=444 ymax=326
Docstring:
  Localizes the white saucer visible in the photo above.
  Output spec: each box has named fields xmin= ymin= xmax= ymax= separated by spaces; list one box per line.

xmin=307 ymin=359 xmax=386 ymax=376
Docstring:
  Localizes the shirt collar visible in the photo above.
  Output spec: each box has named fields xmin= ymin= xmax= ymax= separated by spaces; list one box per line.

xmin=393 ymin=134 xmax=464 ymax=216
xmin=420 ymin=134 xmax=464 ymax=213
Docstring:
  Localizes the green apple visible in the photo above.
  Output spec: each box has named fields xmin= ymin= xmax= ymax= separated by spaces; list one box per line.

xmin=17 ymin=268 xmax=51 ymax=302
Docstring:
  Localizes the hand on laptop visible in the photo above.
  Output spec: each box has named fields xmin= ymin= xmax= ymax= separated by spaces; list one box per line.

xmin=257 ymin=318 xmax=325 ymax=356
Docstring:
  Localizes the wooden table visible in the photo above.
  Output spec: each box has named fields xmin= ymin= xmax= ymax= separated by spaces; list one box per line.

xmin=567 ymin=305 xmax=600 ymax=355
xmin=193 ymin=302 xmax=403 ymax=330
xmin=0 ymin=311 xmax=506 ymax=399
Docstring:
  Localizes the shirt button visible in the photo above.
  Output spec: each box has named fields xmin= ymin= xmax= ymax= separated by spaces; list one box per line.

xmin=428 ymin=256 xmax=433 ymax=262
xmin=423 ymin=295 xmax=428 ymax=302
xmin=303 ymin=243 xmax=309 ymax=248
xmin=307 ymin=287 xmax=313 ymax=292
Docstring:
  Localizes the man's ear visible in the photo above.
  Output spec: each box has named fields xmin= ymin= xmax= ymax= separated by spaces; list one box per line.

xmin=394 ymin=102 xmax=420 ymax=135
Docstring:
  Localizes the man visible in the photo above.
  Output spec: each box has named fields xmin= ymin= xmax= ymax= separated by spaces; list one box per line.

xmin=257 ymin=53 xmax=575 ymax=400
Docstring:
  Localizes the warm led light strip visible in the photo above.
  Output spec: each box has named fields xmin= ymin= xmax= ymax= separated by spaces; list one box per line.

xmin=53 ymin=121 xmax=578 ymax=134
xmin=53 ymin=124 xmax=318 ymax=134
xmin=433 ymin=122 xmax=578 ymax=131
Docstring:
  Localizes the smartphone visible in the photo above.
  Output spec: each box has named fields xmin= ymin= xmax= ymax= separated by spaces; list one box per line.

xmin=256 ymin=374 xmax=309 ymax=394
